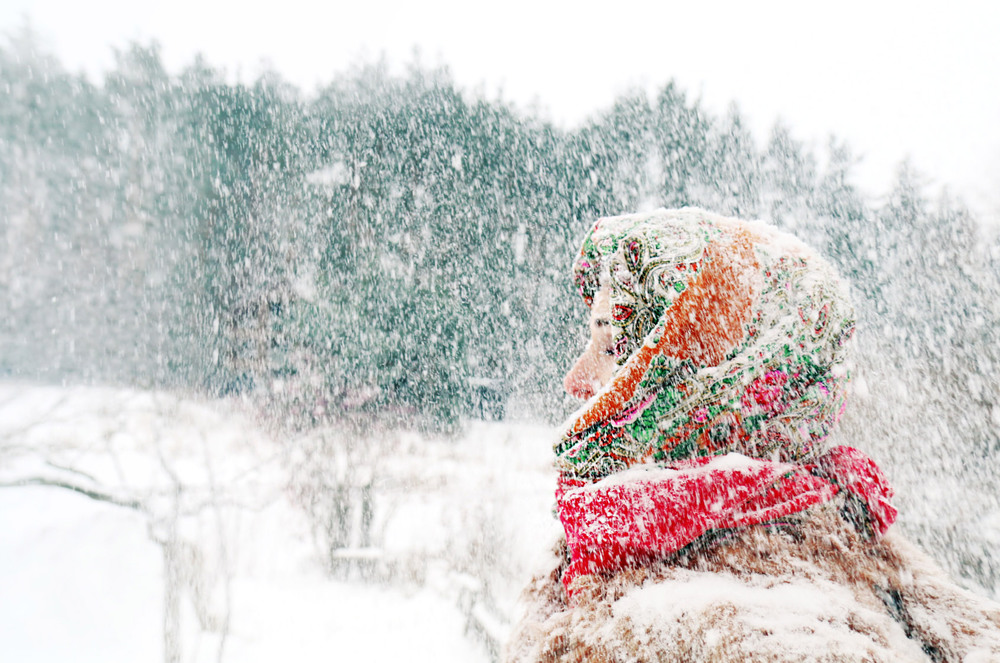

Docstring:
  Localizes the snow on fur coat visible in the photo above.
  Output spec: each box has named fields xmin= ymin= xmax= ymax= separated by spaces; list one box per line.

xmin=505 ymin=502 xmax=1000 ymax=662
xmin=504 ymin=209 xmax=1000 ymax=662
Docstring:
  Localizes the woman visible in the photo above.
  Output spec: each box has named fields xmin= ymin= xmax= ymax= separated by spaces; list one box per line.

xmin=504 ymin=208 xmax=1000 ymax=663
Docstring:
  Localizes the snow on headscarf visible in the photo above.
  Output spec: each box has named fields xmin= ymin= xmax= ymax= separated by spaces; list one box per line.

xmin=555 ymin=208 xmax=856 ymax=481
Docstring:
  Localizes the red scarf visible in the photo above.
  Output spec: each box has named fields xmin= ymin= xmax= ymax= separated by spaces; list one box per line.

xmin=556 ymin=445 xmax=896 ymax=595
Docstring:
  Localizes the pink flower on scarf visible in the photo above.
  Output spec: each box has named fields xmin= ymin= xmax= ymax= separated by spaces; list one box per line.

xmin=743 ymin=369 xmax=789 ymax=415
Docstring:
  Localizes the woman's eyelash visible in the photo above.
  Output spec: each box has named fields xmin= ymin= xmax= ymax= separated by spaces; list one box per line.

xmin=602 ymin=348 xmax=616 ymax=356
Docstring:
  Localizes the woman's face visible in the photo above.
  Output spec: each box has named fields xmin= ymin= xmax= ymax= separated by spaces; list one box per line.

xmin=564 ymin=287 xmax=618 ymax=401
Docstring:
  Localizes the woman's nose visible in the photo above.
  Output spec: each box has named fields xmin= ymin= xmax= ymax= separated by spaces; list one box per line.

xmin=564 ymin=349 xmax=600 ymax=400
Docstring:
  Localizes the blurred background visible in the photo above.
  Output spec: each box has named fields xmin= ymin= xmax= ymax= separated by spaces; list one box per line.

xmin=1 ymin=2 xmax=998 ymax=661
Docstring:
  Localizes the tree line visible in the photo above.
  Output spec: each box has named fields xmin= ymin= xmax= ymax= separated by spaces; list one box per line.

xmin=1 ymin=35 xmax=998 ymax=461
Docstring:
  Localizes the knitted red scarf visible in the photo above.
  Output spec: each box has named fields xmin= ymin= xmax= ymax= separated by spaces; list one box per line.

xmin=556 ymin=446 xmax=897 ymax=594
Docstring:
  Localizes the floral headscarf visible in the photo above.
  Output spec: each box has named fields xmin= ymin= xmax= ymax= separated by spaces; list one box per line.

xmin=556 ymin=208 xmax=856 ymax=481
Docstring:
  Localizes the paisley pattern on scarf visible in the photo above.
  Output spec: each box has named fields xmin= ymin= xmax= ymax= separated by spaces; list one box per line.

xmin=556 ymin=208 xmax=856 ymax=481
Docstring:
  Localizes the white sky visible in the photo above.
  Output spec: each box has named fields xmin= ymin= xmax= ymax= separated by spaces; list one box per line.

xmin=4 ymin=0 xmax=1000 ymax=224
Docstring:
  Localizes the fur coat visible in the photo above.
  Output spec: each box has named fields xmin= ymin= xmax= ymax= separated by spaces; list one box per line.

xmin=504 ymin=501 xmax=1000 ymax=662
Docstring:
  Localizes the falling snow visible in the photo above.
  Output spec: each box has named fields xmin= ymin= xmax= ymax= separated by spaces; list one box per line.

xmin=1 ymin=31 xmax=999 ymax=662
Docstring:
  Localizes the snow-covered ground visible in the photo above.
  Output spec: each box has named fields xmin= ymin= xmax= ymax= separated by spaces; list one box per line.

xmin=0 ymin=484 xmax=489 ymax=662
xmin=0 ymin=383 xmax=558 ymax=662
xmin=3 ymin=382 xmax=998 ymax=662
xmin=1 ymin=486 xmax=161 ymax=661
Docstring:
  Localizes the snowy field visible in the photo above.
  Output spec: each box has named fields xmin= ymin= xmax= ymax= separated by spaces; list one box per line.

xmin=0 ymin=486 xmax=493 ymax=662
xmin=0 ymin=383 xmax=559 ymax=662
xmin=3 ymin=382 xmax=999 ymax=662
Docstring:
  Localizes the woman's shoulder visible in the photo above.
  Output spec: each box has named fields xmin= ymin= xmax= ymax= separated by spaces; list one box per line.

xmin=504 ymin=505 xmax=1000 ymax=662
xmin=504 ymin=508 xmax=908 ymax=662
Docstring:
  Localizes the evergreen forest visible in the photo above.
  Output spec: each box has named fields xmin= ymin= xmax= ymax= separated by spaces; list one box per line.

xmin=2 ymin=37 xmax=998 ymax=483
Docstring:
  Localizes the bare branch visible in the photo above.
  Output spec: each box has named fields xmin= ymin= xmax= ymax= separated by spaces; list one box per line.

xmin=0 ymin=477 xmax=147 ymax=512
xmin=43 ymin=459 xmax=101 ymax=484
xmin=0 ymin=394 xmax=70 ymax=443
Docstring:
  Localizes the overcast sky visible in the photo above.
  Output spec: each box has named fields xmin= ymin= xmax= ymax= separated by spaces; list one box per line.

xmin=3 ymin=0 xmax=999 ymax=224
